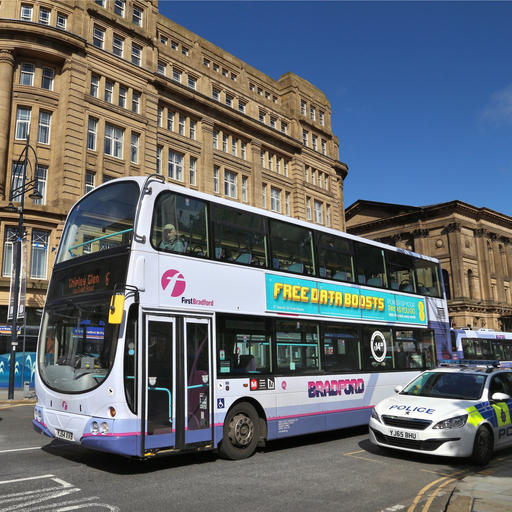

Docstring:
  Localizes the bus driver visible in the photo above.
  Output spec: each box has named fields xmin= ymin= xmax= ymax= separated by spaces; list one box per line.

xmin=159 ymin=224 xmax=185 ymax=252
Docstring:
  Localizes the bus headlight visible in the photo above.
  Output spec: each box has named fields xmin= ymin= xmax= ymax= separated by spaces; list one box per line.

xmin=371 ymin=408 xmax=381 ymax=423
xmin=91 ymin=421 xmax=99 ymax=434
xmin=433 ymin=414 xmax=468 ymax=429
xmin=100 ymin=422 xmax=109 ymax=434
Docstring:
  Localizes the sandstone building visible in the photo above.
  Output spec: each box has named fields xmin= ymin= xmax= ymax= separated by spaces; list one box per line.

xmin=346 ymin=200 xmax=512 ymax=332
xmin=0 ymin=0 xmax=348 ymax=332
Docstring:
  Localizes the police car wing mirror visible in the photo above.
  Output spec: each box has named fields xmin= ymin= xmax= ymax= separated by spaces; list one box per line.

xmin=108 ymin=293 xmax=125 ymax=324
xmin=491 ymin=392 xmax=511 ymax=402
xmin=394 ymin=385 xmax=404 ymax=393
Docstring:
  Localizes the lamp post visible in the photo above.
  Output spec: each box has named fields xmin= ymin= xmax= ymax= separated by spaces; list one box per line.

xmin=5 ymin=137 xmax=41 ymax=400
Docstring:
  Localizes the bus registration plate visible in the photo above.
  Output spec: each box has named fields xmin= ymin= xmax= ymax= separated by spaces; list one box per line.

xmin=389 ymin=429 xmax=416 ymax=440
xmin=55 ymin=428 xmax=74 ymax=441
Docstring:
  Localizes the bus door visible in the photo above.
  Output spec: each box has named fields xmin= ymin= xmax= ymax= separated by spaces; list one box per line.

xmin=143 ymin=315 xmax=212 ymax=454
xmin=144 ymin=315 xmax=176 ymax=451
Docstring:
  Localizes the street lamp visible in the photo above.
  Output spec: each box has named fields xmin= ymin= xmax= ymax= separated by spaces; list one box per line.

xmin=4 ymin=137 xmax=41 ymax=400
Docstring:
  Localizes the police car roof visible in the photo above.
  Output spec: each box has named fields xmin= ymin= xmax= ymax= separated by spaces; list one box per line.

xmin=436 ymin=360 xmax=509 ymax=374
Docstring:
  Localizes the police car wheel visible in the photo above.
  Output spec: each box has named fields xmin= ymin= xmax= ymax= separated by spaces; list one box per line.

xmin=219 ymin=402 xmax=260 ymax=460
xmin=472 ymin=426 xmax=493 ymax=466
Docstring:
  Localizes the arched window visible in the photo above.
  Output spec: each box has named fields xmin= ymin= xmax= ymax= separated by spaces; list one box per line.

xmin=442 ymin=269 xmax=451 ymax=300
xmin=467 ymin=269 xmax=473 ymax=299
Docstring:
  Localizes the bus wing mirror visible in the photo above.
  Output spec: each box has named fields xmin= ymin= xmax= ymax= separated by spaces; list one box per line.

xmin=109 ymin=294 xmax=125 ymax=324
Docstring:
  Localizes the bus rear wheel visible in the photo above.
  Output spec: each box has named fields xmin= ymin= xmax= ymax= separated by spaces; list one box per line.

xmin=219 ymin=402 xmax=260 ymax=460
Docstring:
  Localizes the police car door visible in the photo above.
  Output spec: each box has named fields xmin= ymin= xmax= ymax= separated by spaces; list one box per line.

xmin=489 ymin=373 xmax=512 ymax=448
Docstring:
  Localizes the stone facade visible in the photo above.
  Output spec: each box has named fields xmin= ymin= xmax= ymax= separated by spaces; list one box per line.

xmin=346 ymin=200 xmax=512 ymax=332
xmin=0 ymin=0 xmax=348 ymax=326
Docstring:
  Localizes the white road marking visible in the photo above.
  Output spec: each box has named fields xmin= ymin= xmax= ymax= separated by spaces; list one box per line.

xmin=0 ymin=447 xmax=41 ymax=455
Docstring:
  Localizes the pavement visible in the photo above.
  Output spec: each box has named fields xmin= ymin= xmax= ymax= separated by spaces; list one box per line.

xmin=0 ymin=389 xmax=511 ymax=512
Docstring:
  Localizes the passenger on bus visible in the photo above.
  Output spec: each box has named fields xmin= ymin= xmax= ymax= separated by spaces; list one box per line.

xmin=159 ymin=224 xmax=185 ymax=252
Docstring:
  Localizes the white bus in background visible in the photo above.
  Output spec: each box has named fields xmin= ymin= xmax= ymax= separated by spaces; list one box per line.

xmin=33 ymin=175 xmax=449 ymax=459
xmin=450 ymin=328 xmax=512 ymax=363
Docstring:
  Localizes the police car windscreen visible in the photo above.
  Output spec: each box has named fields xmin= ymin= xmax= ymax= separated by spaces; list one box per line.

xmin=401 ymin=371 xmax=486 ymax=400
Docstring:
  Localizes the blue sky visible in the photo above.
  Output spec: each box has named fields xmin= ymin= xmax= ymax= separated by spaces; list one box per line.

xmin=159 ymin=1 xmax=512 ymax=215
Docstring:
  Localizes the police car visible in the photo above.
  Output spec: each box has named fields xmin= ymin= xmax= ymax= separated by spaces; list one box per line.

xmin=369 ymin=361 xmax=512 ymax=465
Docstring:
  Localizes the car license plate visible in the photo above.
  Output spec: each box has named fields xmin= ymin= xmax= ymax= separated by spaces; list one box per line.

xmin=55 ymin=428 xmax=74 ymax=441
xmin=389 ymin=429 xmax=416 ymax=440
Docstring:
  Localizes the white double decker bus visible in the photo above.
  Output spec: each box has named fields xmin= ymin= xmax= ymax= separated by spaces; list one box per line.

xmin=33 ymin=176 xmax=449 ymax=459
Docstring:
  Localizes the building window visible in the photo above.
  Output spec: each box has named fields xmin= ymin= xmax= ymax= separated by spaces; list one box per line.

xmin=172 ymin=68 xmax=182 ymax=83
xmin=20 ymin=63 xmax=34 ymax=86
xmin=119 ymin=86 xmax=127 ymax=108
xmin=160 ymin=34 xmax=167 ymax=44
xmin=284 ymin=160 xmax=288 ymax=177
xmin=310 ymin=105 xmax=316 ymax=121
xmin=270 ymin=117 xmax=277 ymax=129
xmin=11 ymin=162 xmax=24 ymax=202
xmin=178 ymin=115 xmax=185 ymax=136
xmin=212 ymin=87 xmax=220 ymax=101
xmin=132 ymin=90 xmax=140 ymax=113
xmin=157 ymin=60 xmax=165 ymax=75
xmin=41 ymin=67 xmax=54 ymax=90
xmin=131 ymin=43 xmax=142 ymax=66
xmin=285 ymin=192 xmax=290 ymax=216
xmin=113 ymin=34 xmax=124 ymax=57
xmin=260 ymin=150 xmax=264 ymax=167
xmin=95 ymin=0 xmax=105 ymax=6
xmin=321 ymin=139 xmax=326 ymax=155
xmin=319 ymin=111 xmax=325 ymax=125
xmin=166 ymin=111 xmax=174 ymax=131
xmin=168 ymin=150 xmax=184 ymax=181
xmin=281 ymin=121 xmax=288 ymax=134
xmin=242 ymin=176 xmax=248 ymax=203
xmin=37 ymin=111 xmax=51 ymax=144
xmin=189 ymin=156 xmax=197 ymax=186
xmin=39 ymin=7 xmax=50 ymax=25
xmin=87 ymin=117 xmax=97 ymax=150
xmin=222 ymin=68 xmax=228 ymax=77
xmin=105 ymin=80 xmax=113 ymax=103
xmin=104 ymin=123 xmax=124 ymax=158
xmin=132 ymin=5 xmax=143 ymax=26
xmin=249 ymin=83 xmax=255 ymax=91
xmin=262 ymin=184 xmax=267 ymax=209
xmin=238 ymin=100 xmax=246 ymax=113
xmin=305 ymin=167 xmax=309 ymax=182
xmin=213 ymin=63 xmax=219 ymax=72
xmin=203 ymin=58 xmax=210 ymax=67
xmin=241 ymin=142 xmax=246 ymax=160
xmin=114 ymin=0 xmax=125 ymax=17
xmin=276 ymin=158 xmax=281 ymax=174
xmin=312 ymin=134 xmax=318 ymax=151
xmin=231 ymin=73 xmax=237 ymax=81
xmin=271 ymin=187 xmax=281 ymax=213
xmin=2 ymin=227 xmax=17 ymax=277
xmin=15 ymin=106 xmax=31 ymax=140
xmin=268 ymin=154 xmax=273 ymax=171
xmin=190 ymin=120 xmax=196 ymax=140
xmin=30 ymin=230 xmax=49 ymax=279
xmin=156 ymin=146 xmax=162 ymax=174
xmin=85 ymin=171 xmax=95 ymax=194
xmin=224 ymin=170 xmax=237 ymax=198
xmin=314 ymin=200 xmax=323 ymax=224
xmin=306 ymin=197 xmax=311 ymax=221
xmin=231 ymin=137 xmax=237 ymax=156
xmin=157 ymin=106 xmax=163 ymax=127
xmin=301 ymin=100 xmax=306 ymax=115
xmin=225 ymin=94 xmax=233 ymax=108
xmin=33 ymin=165 xmax=47 ymax=205
xmin=130 ymin=132 xmax=139 ymax=163
xmin=188 ymin=76 xmax=197 ymax=90
xmin=56 ymin=13 xmax=67 ymax=30
xmin=90 ymin=74 xmax=99 ymax=97
xmin=93 ymin=25 xmax=105 ymax=49
xmin=257 ymin=87 xmax=262 ymax=95
xmin=326 ymin=205 xmax=331 ymax=227
xmin=182 ymin=47 xmax=189 ymax=56
xmin=20 ymin=4 xmax=33 ymax=21
xmin=213 ymin=165 xmax=219 ymax=193
xmin=213 ymin=130 xmax=218 ymax=149
xmin=302 ymin=129 xmax=308 ymax=146
xmin=259 ymin=110 xmax=265 ymax=123
xmin=222 ymin=134 xmax=228 ymax=152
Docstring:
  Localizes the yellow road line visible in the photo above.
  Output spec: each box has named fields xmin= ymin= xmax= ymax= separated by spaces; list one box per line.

xmin=420 ymin=477 xmax=457 ymax=512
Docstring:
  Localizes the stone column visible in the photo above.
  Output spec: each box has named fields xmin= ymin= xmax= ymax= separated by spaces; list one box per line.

xmin=492 ymin=236 xmax=506 ymax=302
xmin=446 ymin=222 xmax=465 ymax=298
xmin=505 ymin=240 xmax=512 ymax=283
xmin=475 ymin=229 xmax=491 ymax=302
xmin=250 ymin=139 xmax=262 ymax=208
xmin=412 ymin=228 xmax=429 ymax=255
xmin=0 ymin=49 xmax=15 ymax=199
xmin=200 ymin=116 xmax=214 ymax=194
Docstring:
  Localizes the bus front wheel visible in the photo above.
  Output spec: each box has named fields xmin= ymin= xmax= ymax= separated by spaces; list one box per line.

xmin=219 ymin=402 xmax=260 ymax=460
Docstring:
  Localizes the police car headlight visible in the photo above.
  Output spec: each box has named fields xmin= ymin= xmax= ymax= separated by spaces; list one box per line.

xmin=433 ymin=414 xmax=468 ymax=430
xmin=371 ymin=408 xmax=381 ymax=423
